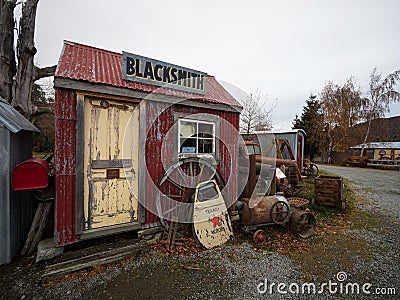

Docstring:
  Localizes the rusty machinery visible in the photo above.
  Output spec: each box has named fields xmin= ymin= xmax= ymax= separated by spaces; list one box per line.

xmin=155 ymin=141 xmax=316 ymax=249
xmin=235 ymin=142 xmax=316 ymax=242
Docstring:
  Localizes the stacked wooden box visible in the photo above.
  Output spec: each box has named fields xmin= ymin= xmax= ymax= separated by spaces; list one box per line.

xmin=314 ymin=175 xmax=345 ymax=213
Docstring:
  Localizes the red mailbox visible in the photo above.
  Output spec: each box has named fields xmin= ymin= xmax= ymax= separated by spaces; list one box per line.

xmin=12 ymin=158 xmax=49 ymax=191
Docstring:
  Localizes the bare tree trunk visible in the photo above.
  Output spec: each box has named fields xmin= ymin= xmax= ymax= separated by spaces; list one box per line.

xmin=0 ymin=0 xmax=17 ymax=102
xmin=12 ymin=0 xmax=39 ymax=118
xmin=360 ymin=117 xmax=372 ymax=156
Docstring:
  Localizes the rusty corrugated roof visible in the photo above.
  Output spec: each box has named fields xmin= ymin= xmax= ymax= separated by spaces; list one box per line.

xmin=55 ymin=41 xmax=242 ymax=109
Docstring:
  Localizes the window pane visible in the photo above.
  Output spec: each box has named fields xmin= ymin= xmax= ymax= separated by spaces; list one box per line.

xmin=180 ymin=121 xmax=197 ymax=138
xmin=254 ymin=145 xmax=261 ymax=155
xmin=198 ymin=139 xmax=213 ymax=153
xmin=198 ymin=123 xmax=213 ymax=138
xmin=197 ymin=182 xmax=219 ymax=202
xmin=180 ymin=138 xmax=197 ymax=153
xmin=246 ymin=144 xmax=254 ymax=155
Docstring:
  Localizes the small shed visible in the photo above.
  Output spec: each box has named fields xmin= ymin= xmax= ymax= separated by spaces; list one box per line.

xmin=0 ymin=97 xmax=39 ymax=264
xmin=256 ymin=129 xmax=306 ymax=170
xmin=53 ymin=41 xmax=242 ymax=246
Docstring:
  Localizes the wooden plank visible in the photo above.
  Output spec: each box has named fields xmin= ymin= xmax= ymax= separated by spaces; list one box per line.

xmin=27 ymin=202 xmax=53 ymax=255
xmin=91 ymin=159 xmax=132 ymax=169
xmin=21 ymin=202 xmax=45 ymax=256
xmin=43 ymin=242 xmax=149 ymax=278
xmin=137 ymin=227 xmax=163 ymax=238
xmin=75 ymin=94 xmax=85 ymax=235
xmin=80 ymin=222 xmax=141 ymax=240
xmin=54 ymin=78 xmax=242 ymax=113
xmin=138 ymin=101 xmax=146 ymax=224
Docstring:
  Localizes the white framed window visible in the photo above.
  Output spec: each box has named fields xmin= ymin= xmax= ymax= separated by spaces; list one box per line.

xmin=178 ymin=119 xmax=215 ymax=154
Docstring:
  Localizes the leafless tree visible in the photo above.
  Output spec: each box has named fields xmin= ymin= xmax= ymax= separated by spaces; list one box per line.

xmin=360 ymin=68 xmax=400 ymax=155
xmin=239 ymin=90 xmax=276 ymax=134
xmin=0 ymin=0 xmax=56 ymax=119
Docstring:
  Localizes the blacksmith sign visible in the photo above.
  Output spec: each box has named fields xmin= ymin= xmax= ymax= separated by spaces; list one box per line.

xmin=122 ymin=52 xmax=207 ymax=95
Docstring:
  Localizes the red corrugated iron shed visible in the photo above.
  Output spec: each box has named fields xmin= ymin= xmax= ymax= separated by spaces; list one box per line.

xmin=54 ymin=41 xmax=241 ymax=246
xmin=55 ymin=41 xmax=241 ymax=109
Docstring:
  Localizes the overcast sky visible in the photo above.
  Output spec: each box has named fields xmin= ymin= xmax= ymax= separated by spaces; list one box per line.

xmin=34 ymin=0 xmax=400 ymax=130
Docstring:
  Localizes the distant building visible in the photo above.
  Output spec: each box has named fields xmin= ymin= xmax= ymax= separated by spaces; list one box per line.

xmin=351 ymin=142 xmax=400 ymax=160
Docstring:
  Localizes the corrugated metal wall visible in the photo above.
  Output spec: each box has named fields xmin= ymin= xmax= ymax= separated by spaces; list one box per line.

xmin=0 ymin=130 xmax=33 ymax=264
xmin=9 ymin=132 xmax=34 ymax=257
xmin=54 ymin=89 xmax=79 ymax=246
xmin=54 ymin=88 xmax=240 ymax=242
xmin=143 ymin=102 xmax=239 ymax=226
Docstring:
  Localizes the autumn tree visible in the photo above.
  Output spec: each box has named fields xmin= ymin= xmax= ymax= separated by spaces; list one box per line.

xmin=0 ymin=0 xmax=56 ymax=118
xmin=318 ymin=77 xmax=365 ymax=160
xmin=360 ymin=68 xmax=400 ymax=155
xmin=292 ymin=94 xmax=322 ymax=160
xmin=239 ymin=90 xmax=275 ymax=134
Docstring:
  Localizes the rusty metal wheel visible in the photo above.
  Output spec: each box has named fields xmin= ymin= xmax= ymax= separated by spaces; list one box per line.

xmin=156 ymin=157 xmax=224 ymax=232
xmin=289 ymin=210 xmax=316 ymax=238
xmin=270 ymin=200 xmax=290 ymax=225
xmin=304 ymin=163 xmax=319 ymax=177
xmin=253 ymin=229 xmax=267 ymax=245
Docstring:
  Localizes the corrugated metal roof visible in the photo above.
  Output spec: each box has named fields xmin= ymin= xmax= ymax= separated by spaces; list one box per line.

xmin=256 ymin=129 xmax=307 ymax=136
xmin=0 ymin=98 xmax=39 ymax=133
xmin=55 ymin=41 xmax=242 ymax=109
xmin=351 ymin=142 xmax=400 ymax=149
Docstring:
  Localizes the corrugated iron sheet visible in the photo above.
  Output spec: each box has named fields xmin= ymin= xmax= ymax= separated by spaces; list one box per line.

xmin=55 ymin=41 xmax=242 ymax=109
xmin=143 ymin=103 xmax=239 ymax=226
xmin=0 ymin=100 xmax=38 ymax=263
xmin=54 ymin=89 xmax=79 ymax=245
xmin=0 ymin=129 xmax=34 ymax=264
xmin=54 ymin=175 xmax=77 ymax=245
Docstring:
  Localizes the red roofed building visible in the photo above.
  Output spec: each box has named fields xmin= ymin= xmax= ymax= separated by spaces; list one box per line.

xmin=54 ymin=41 xmax=242 ymax=246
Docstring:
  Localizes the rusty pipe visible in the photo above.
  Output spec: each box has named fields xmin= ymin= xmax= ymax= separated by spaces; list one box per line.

xmin=255 ymin=155 xmax=298 ymax=167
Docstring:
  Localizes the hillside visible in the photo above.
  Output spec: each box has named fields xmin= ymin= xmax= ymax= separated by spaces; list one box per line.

xmin=352 ymin=115 xmax=400 ymax=144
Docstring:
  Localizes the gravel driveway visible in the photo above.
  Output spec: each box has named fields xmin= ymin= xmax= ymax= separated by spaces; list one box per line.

xmin=1 ymin=165 xmax=399 ymax=299
xmin=318 ymin=164 xmax=400 ymax=219
xmin=317 ymin=164 xmax=399 ymax=298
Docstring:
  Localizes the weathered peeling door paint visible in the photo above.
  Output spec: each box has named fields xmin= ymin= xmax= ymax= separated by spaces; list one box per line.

xmin=84 ymin=98 xmax=139 ymax=230
xmin=193 ymin=181 xmax=233 ymax=249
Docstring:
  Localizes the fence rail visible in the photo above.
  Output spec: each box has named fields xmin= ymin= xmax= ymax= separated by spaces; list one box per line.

xmin=367 ymin=159 xmax=400 ymax=170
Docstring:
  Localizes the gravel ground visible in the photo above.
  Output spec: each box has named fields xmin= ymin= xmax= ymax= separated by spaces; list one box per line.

xmin=1 ymin=165 xmax=399 ymax=299
xmin=11 ymin=243 xmax=340 ymax=300
xmin=318 ymin=164 xmax=399 ymax=298
xmin=318 ymin=164 xmax=400 ymax=219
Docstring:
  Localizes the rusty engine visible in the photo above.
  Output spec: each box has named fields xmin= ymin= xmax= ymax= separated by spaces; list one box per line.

xmin=235 ymin=141 xmax=316 ymax=242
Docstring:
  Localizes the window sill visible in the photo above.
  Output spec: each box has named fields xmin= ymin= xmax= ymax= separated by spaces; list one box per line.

xmin=173 ymin=153 xmax=219 ymax=166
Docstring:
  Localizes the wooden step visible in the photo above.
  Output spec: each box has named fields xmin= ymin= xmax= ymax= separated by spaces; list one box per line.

xmin=42 ymin=241 xmax=149 ymax=278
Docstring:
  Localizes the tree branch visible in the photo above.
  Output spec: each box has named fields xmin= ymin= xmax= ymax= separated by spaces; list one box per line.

xmin=34 ymin=65 xmax=56 ymax=80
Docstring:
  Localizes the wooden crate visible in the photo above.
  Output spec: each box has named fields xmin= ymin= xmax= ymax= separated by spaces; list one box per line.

xmin=314 ymin=175 xmax=345 ymax=212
